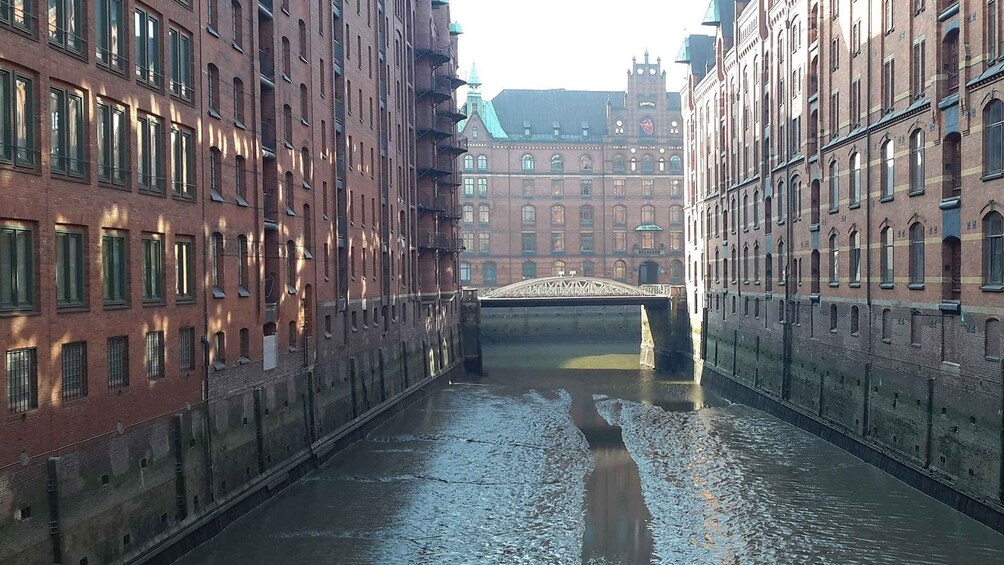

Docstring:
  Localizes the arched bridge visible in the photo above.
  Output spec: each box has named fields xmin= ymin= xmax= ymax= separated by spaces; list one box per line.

xmin=475 ymin=276 xmax=678 ymax=308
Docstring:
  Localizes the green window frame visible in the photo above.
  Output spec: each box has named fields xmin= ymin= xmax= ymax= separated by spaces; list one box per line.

xmin=0 ymin=0 xmax=34 ymax=32
xmin=48 ymin=0 xmax=84 ymax=54
xmin=50 ymin=87 xmax=85 ymax=177
xmin=102 ymin=233 xmax=127 ymax=304
xmin=97 ymin=101 xmax=127 ymax=185
xmin=168 ymin=27 xmax=193 ymax=100
xmin=171 ymin=125 xmax=194 ymax=197
xmin=95 ymin=0 xmax=126 ymax=71
xmin=0 ymin=225 xmax=35 ymax=311
xmin=61 ymin=340 xmax=87 ymax=400
xmin=56 ymin=230 xmax=84 ymax=307
xmin=134 ymin=7 xmax=162 ymax=88
xmin=141 ymin=235 xmax=163 ymax=301
xmin=137 ymin=114 xmax=164 ymax=191
xmin=0 ymin=69 xmax=37 ymax=167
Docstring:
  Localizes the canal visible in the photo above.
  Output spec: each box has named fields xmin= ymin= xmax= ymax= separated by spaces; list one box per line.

xmin=179 ymin=338 xmax=1004 ymax=564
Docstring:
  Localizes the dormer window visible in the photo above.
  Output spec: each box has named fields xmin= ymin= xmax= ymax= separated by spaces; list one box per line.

xmin=582 ymin=121 xmax=589 ymax=136
xmin=471 ymin=127 xmax=479 ymax=139
xmin=522 ymin=120 xmax=531 ymax=136
xmin=552 ymin=121 xmax=560 ymax=137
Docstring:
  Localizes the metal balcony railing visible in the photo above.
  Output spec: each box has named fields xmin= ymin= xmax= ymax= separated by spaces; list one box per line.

xmin=259 ymin=49 xmax=275 ymax=84
xmin=418 ymin=233 xmax=463 ymax=252
xmin=438 ymin=137 xmax=467 ymax=155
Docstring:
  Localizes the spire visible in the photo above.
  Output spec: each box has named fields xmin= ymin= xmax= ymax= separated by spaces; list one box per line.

xmin=644 ymin=49 xmax=650 ymax=63
xmin=468 ymin=63 xmax=481 ymax=90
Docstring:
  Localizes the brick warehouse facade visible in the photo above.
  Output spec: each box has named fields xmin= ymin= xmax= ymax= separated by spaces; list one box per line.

xmin=680 ymin=0 xmax=1004 ymax=526
xmin=455 ymin=55 xmax=686 ymax=288
xmin=0 ymin=0 xmax=464 ymax=562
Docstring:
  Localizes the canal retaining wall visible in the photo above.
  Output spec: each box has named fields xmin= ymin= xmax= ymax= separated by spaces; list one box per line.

xmin=479 ymin=305 xmax=642 ymax=340
xmin=690 ymin=304 xmax=1004 ymax=533
xmin=0 ymin=330 xmax=464 ymax=565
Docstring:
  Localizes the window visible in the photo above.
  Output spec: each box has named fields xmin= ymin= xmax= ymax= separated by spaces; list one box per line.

xmin=207 ymin=0 xmax=218 ymax=30
xmin=850 ymin=78 xmax=861 ymax=126
xmin=912 ymin=40 xmax=926 ymax=99
xmin=0 ymin=69 xmax=35 ymax=169
xmin=286 ymin=240 xmax=296 ymax=289
xmin=281 ymin=37 xmax=291 ymax=77
xmin=96 ymin=0 xmax=126 ymax=71
xmin=829 ymin=161 xmax=839 ymax=210
xmin=484 ymin=262 xmax=497 ymax=285
xmin=614 ymin=260 xmax=627 ymax=281
xmin=207 ymin=64 xmax=220 ymax=115
xmin=522 ymin=205 xmax=536 ymax=225
xmin=170 ymin=125 xmax=194 ymax=198
xmin=551 ymin=232 xmax=565 ymax=254
xmin=138 ymin=114 xmax=164 ymax=192
xmin=145 ymin=331 xmax=164 ymax=379
xmin=581 ymin=233 xmax=594 ymax=253
xmin=213 ymin=332 xmax=225 ymax=369
xmin=829 ymin=234 xmax=839 ymax=284
xmin=459 ymin=262 xmax=471 ymax=284
xmin=55 ymin=230 xmax=84 ymax=306
xmin=169 ymin=28 xmax=193 ymax=100
xmin=478 ymin=204 xmax=489 ymax=225
xmin=478 ymin=232 xmax=490 ymax=254
xmin=990 ymin=0 xmax=1000 ymax=63
xmin=0 ymin=225 xmax=34 ymax=311
xmin=580 ymin=205 xmax=594 ymax=227
xmin=581 ymin=179 xmax=592 ymax=197
xmin=476 ymin=154 xmax=487 ymax=170
xmin=237 ymin=234 xmax=248 ymax=292
xmin=753 ymin=192 xmax=760 ymax=227
xmin=49 ymin=87 xmax=85 ymax=177
xmin=463 ymin=178 xmax=474 ymax=197
xmin=849 ymin=231 xmax=861 ymax=284
xmin=6 ymin=348 xmax=37 ymax=413
xmin=299 ymin=83 xmax=308 ymax=122
xmin=613 ymin=155 xmax=626 ymax=173
xmin=141 ymin=235 xmax=164 ymax=301
xmin=613 ymin=205 xmax=627 ymax=226
xmin=179 ymin=326 xmax=195 ymax=371
xmin=176 ymin=238 xmax=194 ymax=300
xmin=61 ymin=341 xmax=87 ymax=400
xmin=613 ymin=179 xmax=625 ymax=197
xmin=876 ymin=141 xmax=894 ymax=199
xmin=641 ymin=179 xmax=655 ymax=197
xmin=910 ymin=312 xmax=922 ymax=346
xmin=551 ymin=154 xmax=563 ymax=172
xmin=463 ymin=155 xmax=473 ymax=171
xmin=297 ymin=19 xmax=306 ymax=58
xmin=48 ymin=0 xmax=84 ymax=53
xmin=233 ymin=78 xmax=245 ymax=124
xmin=102 ymin=232 xmax=127 ymax=304
xmin=613 ymin=231 xmax=626 ymax=252
xmin=239 ymin=328 xmax=250 ymax=361
xmin=461 ymin=204 xmax=474 ymax=225
xmin=521 ymin=154 xmax=534 ymax=171
xmin=579 ymin=155 xmax=592 ymax=172
xmin=882 ymin=59 xmax=895 ymax=112
xmin=96 ymin=101 xmax=127 ymax=185
xmin=641 ymin=205 xmax=655 ymax=224
xmin=910 ymin=130 xmax=925 ymax=194
xmin=985 ymin=100 xmax=1004 ymax=176
xmin=521 ymin=232 xmax=536 ymax=254
xmin=582 ymin=260 xmax=595 ymax=277
xmin=208 ymin=147 xmax=222 ymax=199
xmin=231 ymin=0 xmax=242 ymax=48
xmin=234 ymin=155 xmax=248 ymax=205
xmin=107 ymin=336 xmax=129 ymax=389
xmin=908 ymin=223 xmax=925 ymax=286
xmin=753 ymin=243 xmax=761 ymax=281
xmin=522 ymin=261 xmax=536 ymax=279
xmin=985 ymin=211 xmax=1004 ymax=287
xmin=551 ymin=178 xmax=564 ymax=197
xmin=551 ymin=205 xmax=564 ymax=225
xmin=134 ymin=8 xmax=162 ymax=88
xmin=881 ymin=227 xmax=894 ymax=285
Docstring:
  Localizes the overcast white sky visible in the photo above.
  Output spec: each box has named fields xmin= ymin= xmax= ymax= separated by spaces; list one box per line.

xmin=449 ymin=0 xmax=711 ymax=99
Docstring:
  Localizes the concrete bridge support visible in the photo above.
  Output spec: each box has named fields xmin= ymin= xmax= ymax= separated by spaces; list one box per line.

xmin=460 ymin=290 xmax=484 ymax=375
xmin=640 ymin=294 xmax=693 ymax=376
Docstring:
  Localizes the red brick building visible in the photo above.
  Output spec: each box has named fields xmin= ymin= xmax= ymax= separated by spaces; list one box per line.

xmin=456 ymin=55 xmax=686 ymax=287
xmin=0 ymin=0 xmax=464 ymax=561
xmin=680 ymin=0 xmax=1004 ymax=518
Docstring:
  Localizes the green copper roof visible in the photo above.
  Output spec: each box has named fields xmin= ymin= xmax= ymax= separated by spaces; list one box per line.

xmin=635 ymin=223 xmax=664 ymax=232
xmin=449 ymin=22 xmax=463 ymax=35
xmin=467 ymin=63 xmax=480 ymax=88
xmin=675 ymin=37 xmax=692 ymax=63
xmin=702 ymin=0 xmax=721 ymax=25
xmin=459 ymin=94 xmax=509 ymax=139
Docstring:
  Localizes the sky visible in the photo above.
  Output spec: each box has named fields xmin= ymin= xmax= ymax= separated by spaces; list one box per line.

xmin=449 ymin=0 xmax=712 ymax=99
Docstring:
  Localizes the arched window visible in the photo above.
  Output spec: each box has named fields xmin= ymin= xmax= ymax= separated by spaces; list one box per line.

xmin=714 ymin=204 xmax=720 ymax=236
xmin=659 ymin=157 xmax=666 ymax=172
xmin=753 ymin=191 xmax=761 ymax=227
xmin=985 ymin=99 xmax=1004 ymax=175
xmin=910 ymin=129 xmax=925 ymax=194
xmin=214 ymin=331 xmax=226 ymax=368
xmin=613 ymin=205 xmax=627 ymax=225
xmin=286 ymin=240 xmax=297 ymax=289
xmin=881 ymin=140 xmax=895 ymax=198
xmin=237 ymin=234 xmax=248 ymax=291
xmin=303 ymin=204 xmax=312 ymax=255
xmin=669 ymin=205 xmax=683 ymax=225
xmin=463 ymin=155 xmax=474 ymax=170
xmin=551 ymin=154 xmax=564 ymax=172
xmin=209 ymin=147 xmax=223 ymax=196
xmin=765 ymin=252 xmax=773 ymax=290
xmin=987 ymin=318 xmax=1002 ymax=359
xmin=297 ymin=19 xmax=307 ymax=57
xmin=550 ymin=204 xmax=565 ymax=225
xmin=909 ymin=222 xmax=925 ymax=285
xmin=283 ymin=104 xmax=293 ymax=144
xmin=579 ymin=154 xmax=593 ymax=172
xmin=521 ymin=154 xmax=535 ymax=171
xmin=552 ymin=260 xmax=567 ymax=277
xmin=301 ymin=147 xmax=311 ymax=186
xmin=233 ymin=78 xmax=245 ymax=123
xmin=829 ymin=161 xmax=839 ymax=210
xmin=208 ymin=64 xmax=220 ymax=114
xmin=614 ymin=260 xmax=627 ymax=281
xmin=830 ymin=304 xmax=838 ymax=332
xmin=776 ymin=181 xmax=786 ymax=220
xmin=851 ymin=305 xmax=860 ymax=335
xmin=641 ymin=204 xmax=655 ymax=224
xmin=641 ymin=155 xmax=654 ymax=174
xmin=743 ymin=245 xmax=750 ymax=281
xmin=714 ymin=248 xmax=721 ymax=280
xmin=478 ymin=204 xmax=490 ymax=225
xmin=629 ymin=157 xmax=638 ymax=172
xmin=211 ymin=232 xmax=225 ymax=289
xmin=522 ymin=260 xmax=537 ymax=279
xmin=985 ymin=211 xmax=1004 ymax=286
xmin=613 ymin=154 xmax=626 ymax=173
xmin=299 ymin=83 xmax=309 ymax=122
xmin=477 ymin=154 xmax=487 ymax=170
xmin=829 ymin=234 xmax=839 ymax=283
xmin=462 ymin=204 xmax=474 ymax=224
xmin=849 ymin=230 xmax=861 ymax=283
xmin=284 ymin=171 xmax=294 ymax=211
xmin=521 ymin=205 xmax=536 ymax=225
xmin=753 ymin=243 xmax=761 ymax=281
xmin=483 ymin=262 xmax=498 ymax=285
xmin=881 ymin=226 xmax=894 ymax=284
xmin=742 ymin=194 xmax=749 ymax=227
xmin=669 ymin=155 xmax=683 ymax=174
xmin=459 ymin=262 xmax=471 ymax=284
xmin=281 ymin=37 xmax=291 ymax=77
xmin=850 ymin=152 xmax=862 ymax=205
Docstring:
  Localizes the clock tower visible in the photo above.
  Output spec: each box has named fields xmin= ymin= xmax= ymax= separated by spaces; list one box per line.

xmin=607 ymin=51 xmax=674 ymax=140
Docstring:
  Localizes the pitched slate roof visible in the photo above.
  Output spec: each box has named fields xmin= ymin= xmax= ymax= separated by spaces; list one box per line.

xmin=490 ymin=89 xmax=625 ymax=141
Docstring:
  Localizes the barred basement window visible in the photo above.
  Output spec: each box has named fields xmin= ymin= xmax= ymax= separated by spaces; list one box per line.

xmin=6 ymin=347 xmax=37 ymax=413
xmin=61 ymin=341 xmax=87 ymax=400
xmin=145 ymin=331 xmax=165 ymax=379
xmin=240 ymin=328 xmax=250 ymax=361
xmin=107 ymin=336 xmax=129 ymax=389
xmin=179 ymin=326 xmax=195 ymax=371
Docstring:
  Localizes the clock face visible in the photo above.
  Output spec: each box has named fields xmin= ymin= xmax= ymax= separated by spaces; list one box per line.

xmin=640 ymin=117 xmax=655 ymax=136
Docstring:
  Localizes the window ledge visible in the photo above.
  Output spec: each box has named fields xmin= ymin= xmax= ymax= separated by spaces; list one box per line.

xmin=981 ymin=284 xmax=1004 ymax=293
xmin=210 ymin=190 xmax=225 ymax=202
xmin=235 ymin=120 xmax=247 ymax=130
xmin=212 ymin=288 xmax=226 ymax=299
xmin=206 ymin=26 xmax=220 ymax=38
xmin=238 ymin=287 xmax=251 ymax=298
xmin=828 ymin=208 xmax=839 ymax=215
xmin=142 ymin=299 xmax=166 ymax=307
xmin=236 ymin=195 xmax=250 ymax=207
xmin=882 ymin=338 xmax=892 ymax=344
xmin=879 ymin=195 xmax=894 ymax=203
xmin=287 ymin=285 xmax=297 ymax=294
xmin=981 ymin=171 xmax=1004 ymax=183
xmin=239 ymin=357 xmax=251 ymax=365
xmin=849 ymin=282 xmax=861 ymax=288
xmin=829 ymin=282 xmax=839 ymax=288
xmin=103 ymin=302 xmax=131 ymax=310
xmin=908 ymin=283 xmax=925 ymax=290
xmin=879 ymin=283 xmax=894 ymax=289
xmin=233 ymin=42 xmax=244 ymax=53
xmin=208 ymin=109 xmax=221 ymax=119
xmin=908 ymin=189 xmax=925 ymax=198
xmin=213 ymin=361 xmax=226 ymax=371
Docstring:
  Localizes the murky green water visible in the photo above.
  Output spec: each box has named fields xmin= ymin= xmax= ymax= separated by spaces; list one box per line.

xmin=179 ymin=339 xmax=1004 ymax=564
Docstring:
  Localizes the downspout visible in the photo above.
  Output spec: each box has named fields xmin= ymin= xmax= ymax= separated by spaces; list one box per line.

xmin=862 ymin=0 xmax=875 ymax=437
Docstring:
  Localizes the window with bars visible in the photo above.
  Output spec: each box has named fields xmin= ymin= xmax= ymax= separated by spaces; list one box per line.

xmin=881 ymin=227 xmax=895 ymax=285
xmin=97 ymin=101 xmax=128 ymax=185
xmin=50 ymin=87 xmax=86 ymax=177
xmin=169 ymin=27 xmax=193 ymax=101
xmin=145 ymin=330 xmax=164 ymax=379
xmin=96 ymin=0 xmax=126 ymax=71
xmin=137 ymin=114 xmax=164 ymax=191
xmin=882 ymin=59 xmax=895 ymax=112
xmin=0 ymin=69 xmax=36 ymax=167
xmin=912 ymin=40 xmax=926 ymax=99
xmin=6 ymin=347 xmax=37 ymax=413
xmin=61 ymin=341 xmax=87 ymax=400
xmin=56 ymin=230 xmax=85 ymax=307
xmin=107 ymin=335 xmax=129 ymax=388
xmin=179 ymin=326 xmax=195 ymax=371
xmin=48 ymin=0 xmax=84 ymax=54
xmin=134 ymin=8 xmax=162 ymax=88
xmin=1 ymin=225 xmax=34 ymax=311
xmin=910 ymin=223 xmax=926 ymax=285
xmin=1 ymin=0 xmax=35 ymax=33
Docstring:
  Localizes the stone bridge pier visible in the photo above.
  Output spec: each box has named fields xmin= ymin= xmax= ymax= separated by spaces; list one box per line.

xmin=639 ymin=288 xmax=693 ymax=375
